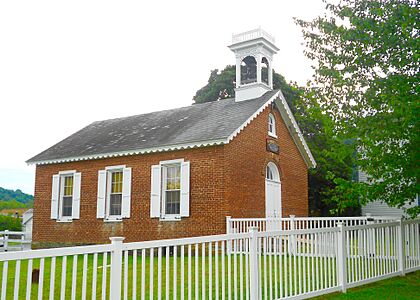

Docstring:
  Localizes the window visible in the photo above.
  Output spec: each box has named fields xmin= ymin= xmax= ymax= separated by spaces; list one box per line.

xmin=266 ymin=162 xmax=280 ymax=182
xmin=266 ymin=165 xmax=274 ymax=181
xmin=96 ymin=166 xmax=132 ymax=221
xmin=268 ymin=113 xmax=276 ymax=137
xmin=163 ymin=164 xmax=181 ymax=215
xmin=109 ymin=170 xmax=123 ymax=216
xmin=150 ymin=159 xmax=190 ymax=220
xmin=51 ymin=171 xmax=81 ymax=221
xmin=60 ymin=175 xmax=74 ymax=217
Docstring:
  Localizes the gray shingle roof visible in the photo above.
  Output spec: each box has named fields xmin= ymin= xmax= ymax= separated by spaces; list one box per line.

xmin=27 ymin=90 xmax=279 ymax=164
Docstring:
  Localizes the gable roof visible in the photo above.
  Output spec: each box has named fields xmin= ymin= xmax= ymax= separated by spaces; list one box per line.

xmin=27 ymin=90 xmax=316 ymax=168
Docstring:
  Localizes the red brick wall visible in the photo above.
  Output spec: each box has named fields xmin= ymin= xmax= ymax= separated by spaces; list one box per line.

xmin=224 ymin=104 xmax=308 ymax=219
xmin=32 ymin=102 xmax=308 ymax=247
xmin=33 ymin=146 xmax=227 ymax=246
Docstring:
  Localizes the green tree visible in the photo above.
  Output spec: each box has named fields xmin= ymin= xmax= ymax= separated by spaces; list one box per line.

xmin=0 ymin=199 xmax=33 ymax=210
xmin=193 ymin=66 xmax=359 ymax=216
xmin=297 ymin=0 xmax=419 ymax=216
xmin=0 ymin=215 xmax=22 ymax=231
xmin=193 ymin=65 xmax=301 ymax=112
xmin=0 ymin=187 xmax=33 ymax=204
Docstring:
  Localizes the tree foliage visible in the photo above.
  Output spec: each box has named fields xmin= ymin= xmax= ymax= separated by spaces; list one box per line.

xmin=297 ymin=0 xmax=419 ymax=217
xmin=193 ymin=65 xmax=301 ymax=112
xmin=0 ymin=215 xmax=22 ymax=231
xmin=0 ymin=199 xmax=33 ymax=210
xmin=0 ymin=187 xmax=33 ymax=204
xmin=193 ymin=66 xmax=359 ymax=216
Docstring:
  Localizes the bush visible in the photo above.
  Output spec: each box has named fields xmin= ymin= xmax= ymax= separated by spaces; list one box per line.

xmin=0 ymin=215 xmax=22 ymax=231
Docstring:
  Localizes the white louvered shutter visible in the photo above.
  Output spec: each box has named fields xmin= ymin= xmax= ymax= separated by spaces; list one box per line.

xmin=180 ymin=161 xmax=190 ymax=217
xmin=122 ymin=167 xmax=132 ymax=218
xmin=51 ymin=174 xmax=60 ymax=219
xmin=150 ymin=165 xmax=161 ymax=218
xmin=97 ymin=170 xmax=107 ymax=218
xmin=72 ymin=172 xmax=81 ymax=219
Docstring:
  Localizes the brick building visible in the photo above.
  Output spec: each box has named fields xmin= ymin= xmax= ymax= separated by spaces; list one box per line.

xmin=27 ymin=29 xmax=315 ymax=247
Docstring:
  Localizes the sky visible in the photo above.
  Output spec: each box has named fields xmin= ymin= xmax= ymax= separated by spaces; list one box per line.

xmin=0 ymin=0 xmax=325 ymax=195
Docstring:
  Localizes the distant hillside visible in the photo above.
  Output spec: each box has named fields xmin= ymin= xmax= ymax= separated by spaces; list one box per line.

xmin=0 ymin=187 xmax=33 ymax=203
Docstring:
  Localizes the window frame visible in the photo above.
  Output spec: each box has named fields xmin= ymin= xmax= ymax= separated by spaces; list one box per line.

xmin=105 ymin=165 xmax=125 ymax=221
xmin=57 ymin=170 xmax=76 ymax=222
xmin=159 ymin=159 xmax=184 ymax=221
xmin=268 ymin=113 xmax=277 ymax=138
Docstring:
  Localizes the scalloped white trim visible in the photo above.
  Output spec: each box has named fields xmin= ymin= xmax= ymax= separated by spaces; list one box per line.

xmin=30 ymin=139 xmax=227 ymax=165
xmin=276 ymin=91 xmax=317 ymax=168
xmin=227 ymin=91 xmax=281 ymax=142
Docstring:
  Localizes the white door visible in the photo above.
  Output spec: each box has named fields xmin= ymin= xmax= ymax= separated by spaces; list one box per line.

xmin=265 ymin=180 xmax=281 ymax=218
xmin=265 ymin=163 xmax=281 ymax=231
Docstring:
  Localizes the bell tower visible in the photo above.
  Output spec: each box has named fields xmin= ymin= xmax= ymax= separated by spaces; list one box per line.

xmin=228 ymin=28 xmax=279 ymax=101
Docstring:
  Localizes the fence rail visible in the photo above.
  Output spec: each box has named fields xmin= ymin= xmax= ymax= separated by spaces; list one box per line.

xmin=0 ymin=218 xmax=418 ymax=300
xmin=0 ymin=230 xmax=31 ymax=252
xmin=226 ymin=215 xmax=398 ymax=235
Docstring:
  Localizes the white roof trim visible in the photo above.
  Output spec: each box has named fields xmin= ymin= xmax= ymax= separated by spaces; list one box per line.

xmin=29 ymin=90 xmax=316 ymax=168
xmin=29 ymin=139 xmax=227 ymax=165
xmin=227 ymin=91 xmax=281 ymax=142
xmin=275 ymin=91 xmax=317 ymax=168
xmin=227 ymin=89 xmax=315 ymax=168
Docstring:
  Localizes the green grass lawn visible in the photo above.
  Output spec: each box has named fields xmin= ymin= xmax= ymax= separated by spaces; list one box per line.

xmin=313 ymin=270 xmax=420 ymax=300
xmin=0 ymin=251 xmax=336 ymax=299
xmin=0 ymin=251 xmax=418 ymax=299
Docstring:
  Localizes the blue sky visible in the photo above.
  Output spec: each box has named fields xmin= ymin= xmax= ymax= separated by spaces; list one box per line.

xmin=0 ymin=0 xmax=325 ymax=196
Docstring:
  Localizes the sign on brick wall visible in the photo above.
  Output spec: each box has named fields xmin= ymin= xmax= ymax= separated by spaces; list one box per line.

xmin=266 ymin=139 xmax=279 ymax=154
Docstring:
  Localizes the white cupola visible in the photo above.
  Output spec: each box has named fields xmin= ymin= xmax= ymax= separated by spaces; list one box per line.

xmin=228 ymin=28 xmax=279 ymax=101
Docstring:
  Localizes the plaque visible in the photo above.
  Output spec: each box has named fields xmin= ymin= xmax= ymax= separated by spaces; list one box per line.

xmin=267 ymin=140 xmax=279 ymax=154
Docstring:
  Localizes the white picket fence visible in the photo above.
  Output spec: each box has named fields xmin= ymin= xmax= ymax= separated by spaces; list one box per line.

xmin=226 ymin=215 xmax=398 ymax=235
xmin=0 ymin=231 xmax=31 ymax=252
xmin=0 ymin=219 xmax=418 ymax=300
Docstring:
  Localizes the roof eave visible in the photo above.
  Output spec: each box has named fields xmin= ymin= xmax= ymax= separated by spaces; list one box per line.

xmin=27 ymin=139 xmax=228 ymax=166
xmin=274 ymin=93 xmax=317 ymax=169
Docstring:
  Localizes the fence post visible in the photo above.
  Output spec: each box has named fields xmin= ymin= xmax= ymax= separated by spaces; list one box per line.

xmin=109 ymin=237 xmax=125 ymax=300
xmin=337 ymin=223 xmax=347 ymax=293
xmin=4 ymin=230 xmax=9 ymax=251
xmin=289 ymin=215 xmax=296 ymax=254
xmin=397 ymin=218 xmax=406 ymax=276
xmin=226 ymin=216 xmax=232 ymax=254
xmin=249 ymin=227 xmax=259 ymax=300
xmin=366 ymin=214 xmax=376 ymax=257
xmin=226 ymin=216 xmax=232 ymax=234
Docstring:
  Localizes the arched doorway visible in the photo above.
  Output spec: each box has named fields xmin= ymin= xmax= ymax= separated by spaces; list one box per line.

xmin=265 ymin=162 xmax=282 ymax=218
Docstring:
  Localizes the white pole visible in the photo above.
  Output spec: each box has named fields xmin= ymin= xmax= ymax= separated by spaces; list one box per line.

xmin=398 ymin=218 xmax=406 ymax=276
xmin=226 ymin=216 xmax=232 ymax=234
xmin=337 ymin=223 xmax=347 ymax=293
xmin=109 ymin=236 xmax=125 ymax=300
xmin=226 ymin=216 xmax=232 ymax=254
xmin=366 ymin=214 xmax=375 ymax=257
xmin=289 ymin=215 xmax=296 ymax=254
xmin=4 ymin=230 xmax=9 ymax=251
xmin=249 ymin=227 xmax=259 ymax=300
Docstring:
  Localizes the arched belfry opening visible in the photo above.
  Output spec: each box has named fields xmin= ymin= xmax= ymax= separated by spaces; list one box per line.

xmin=229 ymin=28 xmax=279 ymax=101
xmin=261 ymin=57 xmax=269 ymax=85
xmin=241 ymin=56 xmax=257 ymax=85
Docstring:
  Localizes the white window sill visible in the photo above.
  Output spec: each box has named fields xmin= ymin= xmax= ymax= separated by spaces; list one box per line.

xmin=268 ymin=132 xmax=277 ymax=138
xmin=104 ymin=217 xmax=123 ymax=223
xmin=159 ymin=216 xmax=182 ymax=222
xmin=56 ymin=219 xmax=73 ymax=223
